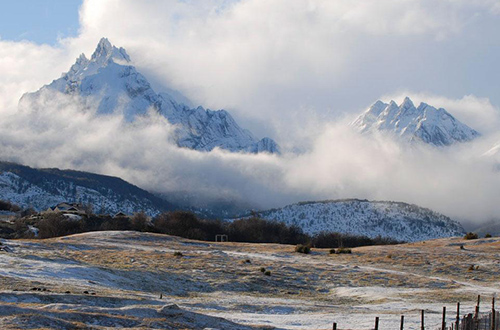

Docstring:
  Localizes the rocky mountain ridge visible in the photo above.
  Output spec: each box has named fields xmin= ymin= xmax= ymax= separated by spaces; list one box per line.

xmin=19 ymin=38 xmax=279 ymax=154
xmin=351 ymin=97 xmax=480 ymax=146
xmin=0 ymin=161 xmax=175 ymax=215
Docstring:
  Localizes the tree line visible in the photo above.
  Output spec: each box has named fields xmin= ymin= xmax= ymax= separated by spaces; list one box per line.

xmin=6 ymin=210 xmax=401 ymax=248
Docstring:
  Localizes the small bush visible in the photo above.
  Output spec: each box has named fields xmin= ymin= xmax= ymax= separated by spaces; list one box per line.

xmin=245 ymin=259 xmax=251 ymax=263
xmin=38 ymin=214 xmax=85 ymax=238
xmin=329 ymin=248 xmax=336 ymax=254
xmin=312 ymin=231 xmax=401 ymax=248
xmin=460 ymin=245 xmax=465 ymax=250
xmin=468 ymin=264 xmax=475 ymax=271
xmin=0 ymin=200 xmax=21 ymax=212
xmin=131 ymin=212 xmax=150 ymax=232
xmin=173 ymin=251 xmax=183 ymax=257
xmin=260 ymin=267 xmax=266 ymax=273
xmin=337 ymin=247 xmax=352 ymax=254
xmin=485 ymin=233 xmax=492 ymax=238
xmin=264 ymin=270 xmax=271 ymax=276
xmin=295 ymin=244 xmax=311 ymax=254
xmin=464 ymin=232 xmax=478 ymax=240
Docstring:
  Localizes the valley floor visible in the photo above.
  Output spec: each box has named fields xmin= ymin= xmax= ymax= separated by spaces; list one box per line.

xmin=0 ymin=231 xmax=499 ymax=329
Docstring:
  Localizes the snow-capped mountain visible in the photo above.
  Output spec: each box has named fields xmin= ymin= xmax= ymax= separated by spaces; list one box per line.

xmin=254 ymin=199 xmax=465 ymax=242
xmin=0 ymin=161 xmax=175 ymax=215
xmin=19 ymin=38 xmax=279 ymax=154
xmin=351 ymin=97 xmax=480 ymax=146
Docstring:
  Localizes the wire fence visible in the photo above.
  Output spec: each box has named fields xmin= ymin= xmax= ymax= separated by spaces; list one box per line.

xmin=332 ymin=295 xmax=498 ymax=330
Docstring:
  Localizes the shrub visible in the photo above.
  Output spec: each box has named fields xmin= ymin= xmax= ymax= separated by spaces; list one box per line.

xmin=485 ymin=233 xmax=492 ymax=238
xmin=337 ymin=247 xmax=352 ymax=254
xmin=295 ymin=244 xmax=311 ymax=254
xmin=264 ymin=270 xmax=271 ymax=276
xmin=260 ymin=267 xmax=266 ymax=273
xmin=0 ymin=200 xmax=10 ymax=211
xmin=329 ymin=248 xmax=336 ymax=254
xmin=0 ymin=200 xmax=20 ymax=212
xmin=173 ymin=251 xmax=183 ymax=257
xmin=100 ymin=216 xmax=131 ymax=231
xmin=312 ymin=231 xmax=401 ymax=248
xmin=131 ymin=212 xmax=150 ymax=232
xmin=38 ymin=214 xmax=85 ymax=238
xmin=464 ymin=232 xmax=478 ymax=240
xmin=153 ymin=211 xmax=222 ymax=241
xmin=228 ymin=217 xmax=308 ymax=244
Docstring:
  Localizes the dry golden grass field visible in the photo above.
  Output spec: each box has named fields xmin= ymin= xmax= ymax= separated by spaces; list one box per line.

xmin=0 ymin=231 xmax=499 ymax=329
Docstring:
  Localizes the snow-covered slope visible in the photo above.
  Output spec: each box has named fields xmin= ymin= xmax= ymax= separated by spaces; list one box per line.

xmin=19 ymin=38 xmax=279 ymax=154
xmin=256 ymin=199 xmax=465 ymax=242
xmin=351 ymin=97 xmax=480 ymax=146
xmin=0 ymin=161 xmax=175 ymax=215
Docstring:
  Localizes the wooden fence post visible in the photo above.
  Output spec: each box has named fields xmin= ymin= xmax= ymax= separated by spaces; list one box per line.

xmin=421 ymin=310 xmax=425 ymax=330
xmin=400 ymin=315 xmax=404 ymax=330
xmin=476 ymin=295 xmax=481 ymax=319
xmin=374 ymin=317 xmax=379 ymax=330
xmin=492 ymin=297 xmax=496 ymax=330
xmin=442 ymin=306 xmax=446 ymax=330
xmin=333 ymin=322 xmax=337 ymax=330
xmin=456 ymin=302 xmax=460 ymax=330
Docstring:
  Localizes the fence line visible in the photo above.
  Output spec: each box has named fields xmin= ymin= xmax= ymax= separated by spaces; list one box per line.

xmin=332 ymin=295 xmax=498 ymax=330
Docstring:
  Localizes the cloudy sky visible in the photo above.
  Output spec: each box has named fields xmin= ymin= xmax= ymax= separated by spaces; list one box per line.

xmin=1 ymin=0 xmax=500 ymax=222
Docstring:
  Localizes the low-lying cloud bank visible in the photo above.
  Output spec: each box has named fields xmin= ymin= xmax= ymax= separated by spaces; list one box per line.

xmin=2 ymin=90 xmax=500 ymax=223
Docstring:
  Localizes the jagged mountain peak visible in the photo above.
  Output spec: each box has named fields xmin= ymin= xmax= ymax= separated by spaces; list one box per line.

xmin=19 ymin=38 xmax=280 ymax=154
xmin=61 ymin=38 xmax=132 ymax=86
xmin=400 ymin=96 xmax=415 ymax=109
xmin=76 ymin=53 xmax=89 ymax=64
xmin=91 ymin=37 xmax=131 ymax=64
xmin=352 ymin=97 xmax=480 ymax=146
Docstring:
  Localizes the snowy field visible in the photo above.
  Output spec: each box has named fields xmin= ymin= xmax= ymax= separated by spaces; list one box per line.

xmin=0 ymin=231 xmax=499 ymax=329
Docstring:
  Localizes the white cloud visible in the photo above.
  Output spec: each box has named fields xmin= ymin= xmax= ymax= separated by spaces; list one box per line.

xmin=3 ymin=94 xmax=500 ymax=222
xmin=69 ymin=0 xmax=500 ymax=136
xmin=1 ymin=0 xmax=500 ymax=224
xmin=0 ymin=40 xmax=75 ymax=115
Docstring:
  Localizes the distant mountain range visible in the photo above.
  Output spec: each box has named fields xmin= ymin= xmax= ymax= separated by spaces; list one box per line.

xmin=19 ymin=38 xmax=279 ymax=154
xmin=0 ymin=161 xmax=175 ymax=215
xmin=351 ymin=97 xmax=480 ymax=146
xmin=252 ymin=199 xmax=465 ymax=242
xmin=0 ymin=161 xmax=467 ymax=242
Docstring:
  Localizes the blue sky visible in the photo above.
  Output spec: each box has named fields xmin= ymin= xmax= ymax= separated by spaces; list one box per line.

xmin=0 ymin=0 xmax=81 ymax=45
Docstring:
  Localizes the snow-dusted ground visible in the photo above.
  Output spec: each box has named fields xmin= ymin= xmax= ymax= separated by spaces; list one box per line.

xmin=0 ymin=231 xmax=499 ymax=329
